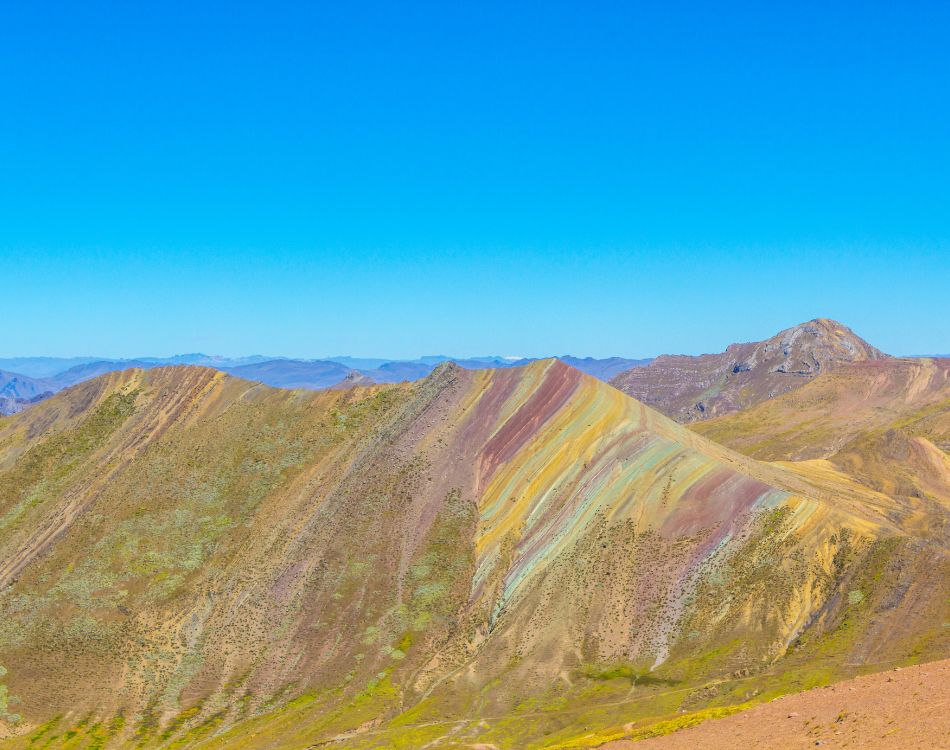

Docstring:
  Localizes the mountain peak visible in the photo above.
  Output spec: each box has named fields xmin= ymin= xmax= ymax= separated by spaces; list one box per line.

xmin=756 ymin=318 xmax=887 ymax=370
xmin=426 ymin=359 xmax=465 ymax=380
xmin=612 ymin=319 xmax=888 ymax=422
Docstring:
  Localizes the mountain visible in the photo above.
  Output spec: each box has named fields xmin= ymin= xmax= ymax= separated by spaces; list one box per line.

xmin=692 ymin=357 xmax=950 ymax=502
xmin=0 ymin=361 xmax=946 ymax=748
xmin=0 ymin=361 xmax=164 ymax=415
xmin=360 ymin=356 xmax=651 ymax=384
xmin=0 ymin=356 xmax=274 ymax=379
xmin=326 ymin=356 xmax=393 ymax=370
xmin=452 ymin=355 xmax=532 ymax=369
xmin=48 ymin=359 xmax=158 ymax=388
xmin=0 ymin=392 xmax=49 ymax=417
xmin=0 ymin=371 xmax=54 ymax=416
xmin=329 ymin=370 xmax=378 ymax=389
xmin=0 ymin=371 xmax=51 ymax=402
xmin=222 ymin=359 xmax=358 ymax=389
xmin=360 ymin=359 xmax=439 ymax=383
xmin=0 ymin=355 xmax=646 ymax=417
xmin=0 ymin=357 xmax=102 ymax=378
xmin=559 ymin=355 xmax=652 ymax=380
xmin=135 ymin=354 xmax=277 ymax=368
xmin=610 ymin=319 xmax=888 ymax=423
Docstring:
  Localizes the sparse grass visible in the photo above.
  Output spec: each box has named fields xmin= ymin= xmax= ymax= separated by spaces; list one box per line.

xmin=0 ymin=364 xmax=946 ymax=750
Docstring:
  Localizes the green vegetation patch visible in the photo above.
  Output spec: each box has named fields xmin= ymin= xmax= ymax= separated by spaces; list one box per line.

xmin=0 ymin=391 xmax=138 ymax=532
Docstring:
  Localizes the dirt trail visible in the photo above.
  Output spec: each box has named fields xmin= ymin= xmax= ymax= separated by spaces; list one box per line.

xmin=603 ymin=658 xmax=950 ymax=749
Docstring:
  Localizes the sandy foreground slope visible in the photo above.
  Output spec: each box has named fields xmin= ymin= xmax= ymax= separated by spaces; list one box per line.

xmin=603 ymin=658 xmax=950 ymax=749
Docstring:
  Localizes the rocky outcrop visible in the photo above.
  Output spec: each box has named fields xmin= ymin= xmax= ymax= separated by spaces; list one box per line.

xmin=610 ymin=319 xmax=887 ymax=422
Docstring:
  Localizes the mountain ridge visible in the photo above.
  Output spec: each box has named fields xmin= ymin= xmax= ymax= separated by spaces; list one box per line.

xmin=691 ymin=357 xmax=950 ymax=512
xmin=610 ymin=318 xmax=888 ymax=423
xmin=0 ymin=355 xmax=654 ymax=415
xmin=0 ymin=359 xmax=945 ymax=748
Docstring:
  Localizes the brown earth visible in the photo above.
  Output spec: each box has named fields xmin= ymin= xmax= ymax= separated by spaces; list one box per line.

xmin=603 ymin=657 xmax=950 ymax=749
xmin=692 ymin=358 xmax=949 ymax=460
xmin=610 ymin=319 xmax=887 ymax=423
xmin=691 ymin=358 xmax=950 ymax=510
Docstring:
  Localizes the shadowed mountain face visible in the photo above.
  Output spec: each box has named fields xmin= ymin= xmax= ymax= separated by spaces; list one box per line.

xmin=0 ymin=361 xmax=947 ymax=748
xmin=0 ymin=358 xmax=103 ymax=379
xmin=611 ymin=319 xmax=888 ymax=423
xmin=0 ymin=371 xmax=50 ymax=403
xmin=0 ymin=393 xmax=49 ymax=417
xmin=0 ymin=372 xmax=54 ymax=416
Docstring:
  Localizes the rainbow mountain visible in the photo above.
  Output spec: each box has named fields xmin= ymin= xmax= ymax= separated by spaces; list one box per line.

xmin=0 ymin=359 xmax=946 ymax=748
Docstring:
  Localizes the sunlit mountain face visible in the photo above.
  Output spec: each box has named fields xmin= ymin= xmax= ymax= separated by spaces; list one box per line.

xmin=0 ymin=346 xmax=946 ymax=748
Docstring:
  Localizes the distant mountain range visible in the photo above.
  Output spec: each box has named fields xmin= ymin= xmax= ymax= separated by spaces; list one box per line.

xmin=1 ymin=319 xmax=941 ymax=419
xmin=0 ymin=354 xmax=653 ymax=415
xmin=0 ymin=354 xmax=277 ymax=379
xmin=0 ymin=370 xmax=53 ymax=416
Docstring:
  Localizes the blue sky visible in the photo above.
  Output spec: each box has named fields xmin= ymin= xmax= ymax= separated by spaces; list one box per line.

xmin=2 ymin=1 xmax=948 ymax=358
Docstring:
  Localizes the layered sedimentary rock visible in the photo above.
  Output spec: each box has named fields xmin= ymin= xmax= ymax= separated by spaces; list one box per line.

xmin=0 ymin=360 xmax=945 ymax=748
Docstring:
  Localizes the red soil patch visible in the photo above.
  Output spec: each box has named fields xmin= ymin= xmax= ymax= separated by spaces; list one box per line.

xmin=604 ymin=658 xmax=950 ymax=749
xmin=476 ymin=360 xmax=580 ymax=490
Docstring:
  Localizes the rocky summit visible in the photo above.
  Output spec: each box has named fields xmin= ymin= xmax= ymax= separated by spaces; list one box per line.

xmin=610 ymin=319 xmax=887 ymax=423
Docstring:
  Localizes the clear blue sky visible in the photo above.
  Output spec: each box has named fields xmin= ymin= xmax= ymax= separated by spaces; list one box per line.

xmin=2 ymin=1 xmax=948 ymax=359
